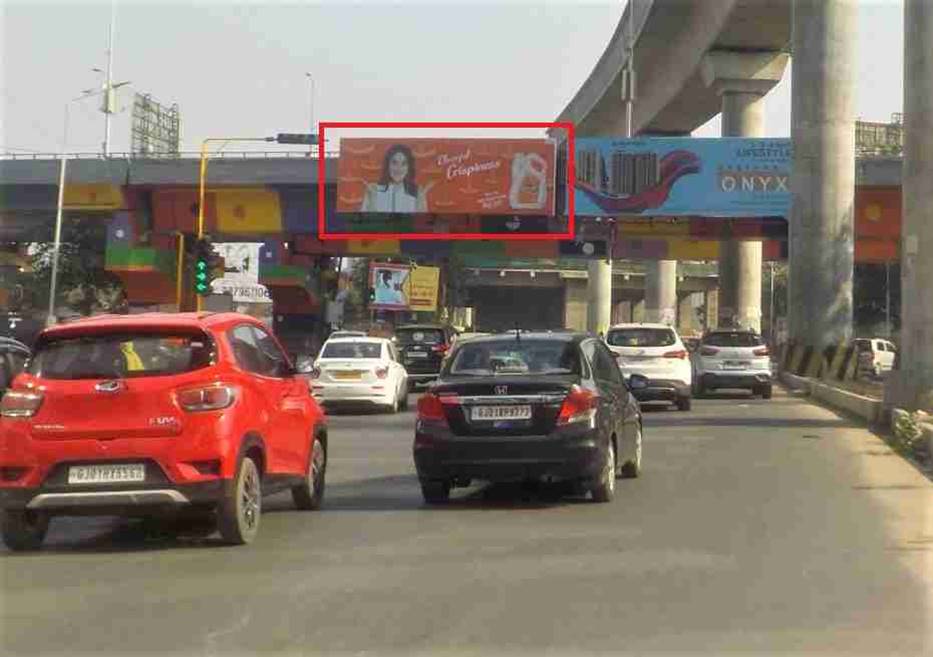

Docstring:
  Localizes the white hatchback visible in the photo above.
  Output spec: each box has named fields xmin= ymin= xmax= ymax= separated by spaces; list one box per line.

xmin=306 ymin=337 xmax=409 ymax=413
xmin=605 ymin=323 xmax=693 ymax=411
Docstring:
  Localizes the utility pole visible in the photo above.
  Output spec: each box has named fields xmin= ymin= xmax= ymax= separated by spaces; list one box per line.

xmin=102 ymin=1 xmax=116 ymax=157
xmin=305 ymin=73 xmax=315 ymax=154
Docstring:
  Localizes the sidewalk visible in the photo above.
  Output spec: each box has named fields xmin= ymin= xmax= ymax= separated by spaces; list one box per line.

xmin=780 ymin=371 xmax=933 ymax=476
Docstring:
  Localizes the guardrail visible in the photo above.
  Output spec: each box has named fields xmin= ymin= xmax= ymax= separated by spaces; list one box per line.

xmin=0 ymin=150 xmax=340 ymax=161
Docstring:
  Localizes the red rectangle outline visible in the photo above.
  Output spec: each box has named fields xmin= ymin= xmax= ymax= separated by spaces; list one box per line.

xmin=317 ymin=121 xmax=574 ymax=241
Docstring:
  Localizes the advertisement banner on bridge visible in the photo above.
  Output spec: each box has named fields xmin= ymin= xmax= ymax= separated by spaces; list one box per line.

xmin=369 ymin=262 xmax=440 ymax=312
xmin=337 ymin=138 xmax=556 ymax=216
xmin=574 ymin=137 xmax=791 ymax=217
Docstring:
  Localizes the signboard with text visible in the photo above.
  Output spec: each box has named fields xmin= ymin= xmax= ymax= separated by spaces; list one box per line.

xmin=338 ymin=138 xmax=556 ymax=216
xmin=574 ymin=138 xmax=791 ymax=217
xmin=369 ymin=262 xmax=440 ymax=312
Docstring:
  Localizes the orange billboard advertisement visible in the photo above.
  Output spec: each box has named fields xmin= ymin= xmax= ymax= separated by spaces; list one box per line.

xmin=336 ymin=138 xmax=556 ymax=216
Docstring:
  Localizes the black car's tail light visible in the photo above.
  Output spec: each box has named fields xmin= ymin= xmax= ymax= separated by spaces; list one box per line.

xmin=417 ymin=392 xmax=448 ymax=425
xmin=1 ymin=391 xmax=44 ymax=418
xmin=557 ymin=385 xmax=597 ymax=426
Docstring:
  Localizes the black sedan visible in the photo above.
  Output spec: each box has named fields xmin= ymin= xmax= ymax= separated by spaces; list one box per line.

xmin=0 ymin=337 xmax=30 ymax=398
xmin=413 ymin=332 xmax=644 ymax=504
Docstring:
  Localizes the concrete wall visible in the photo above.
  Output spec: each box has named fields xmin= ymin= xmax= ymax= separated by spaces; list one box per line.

xmin=564 ymin=279 xmax=588 ymax=331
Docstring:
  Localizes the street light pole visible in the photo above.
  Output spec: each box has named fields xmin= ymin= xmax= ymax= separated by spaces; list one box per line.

xmin=305 ymin=73 xmax=315 ymax=154
xmin=47 ymin=105 xmax=70 ymax=327
xmin=48 ymin=89 xmax=110 ymax=326
xmin=196 ymin=136 xmax=277 ymax=311
xmin=102 ymin=0 xmax=116 ymax=157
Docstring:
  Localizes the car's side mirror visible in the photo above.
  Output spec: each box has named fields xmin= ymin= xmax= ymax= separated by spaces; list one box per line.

xmin=627 ymin=373 xmax=649 ymax=390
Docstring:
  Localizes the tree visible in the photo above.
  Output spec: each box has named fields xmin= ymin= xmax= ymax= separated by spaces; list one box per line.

xmin=11 ymin=217 xmax=127 ymax=318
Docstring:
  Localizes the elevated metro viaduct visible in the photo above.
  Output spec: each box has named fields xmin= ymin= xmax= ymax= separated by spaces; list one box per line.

xmin=555 ymin=0 xmax=933 ymax=410
xmin=0 ymin=154 xmax=904 ymax=337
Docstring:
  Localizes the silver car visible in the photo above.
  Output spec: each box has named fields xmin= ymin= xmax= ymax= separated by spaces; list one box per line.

xmin=694 ymin=330 xmax=773 ymax=398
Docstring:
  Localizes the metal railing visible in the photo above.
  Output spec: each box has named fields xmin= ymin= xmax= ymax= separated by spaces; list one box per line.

xmin=0 ymin=150 xmax=339 ymax=161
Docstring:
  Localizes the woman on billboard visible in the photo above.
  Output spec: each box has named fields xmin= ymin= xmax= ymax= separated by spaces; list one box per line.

xmin=361 ymin=144 xmax=435 ymax=213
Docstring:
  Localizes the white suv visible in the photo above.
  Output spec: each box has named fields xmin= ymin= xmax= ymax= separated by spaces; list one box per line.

xmin=605 ymin=323 xmax=692 ymax=411
xmin=694 ymin=329 xmax=772 ymax=398
xmin=853 ymin=338 xmax=897 ymax=379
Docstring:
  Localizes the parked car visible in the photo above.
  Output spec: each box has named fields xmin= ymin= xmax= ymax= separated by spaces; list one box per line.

xmin=605 ymin=323 xmax=693 ymax=411
xmin=413 ymin=332 xmax=645 ymax=504
xmin=394 ymin=324 xmax=457 ymax=387
xmin=0 ymin=312 xmax=327 ymax=551
xmin=694 ymin=329 xmax=772 ymax=398
xmin=853 ymin=337 xmax=897 ymax=378
xmin=0 ymin=338 xmax=30 ymax=398
xmin=305 ymin=337 xmax=409 ymax=413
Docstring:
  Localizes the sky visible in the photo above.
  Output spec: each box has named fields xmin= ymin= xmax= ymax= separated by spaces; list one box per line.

xmin=0 ymin=0 xmax=906 ymax=156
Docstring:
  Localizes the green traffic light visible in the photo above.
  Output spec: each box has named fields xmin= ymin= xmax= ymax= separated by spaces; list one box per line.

xmin=196 ymin=261 xmax=208 ymax=270
xmin=196 ymin=272 xmax=207 ymax=282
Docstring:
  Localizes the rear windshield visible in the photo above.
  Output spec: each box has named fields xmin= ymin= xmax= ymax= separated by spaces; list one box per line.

xmin=702 ymin=332 xmax=764 ymax=347
xmin=29 ymin=332 xmax=213 ymax=380
xmin=321 ymin=342 xmax=382 ymax=359
xmin=447 ymin=339 xmax=580 ymax=376
xmin=396 ymin=329 xmax=444 ymax=345
xmin=606 ymin=328 xmax=676 ymax=348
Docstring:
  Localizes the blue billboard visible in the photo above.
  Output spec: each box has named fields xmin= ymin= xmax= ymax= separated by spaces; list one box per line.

xmin=574 ymin=137 xmax=791 ymax=217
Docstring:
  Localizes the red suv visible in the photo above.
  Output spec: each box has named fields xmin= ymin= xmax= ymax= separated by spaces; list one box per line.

xmin=0 ymin=312 xmax=327 ymax=550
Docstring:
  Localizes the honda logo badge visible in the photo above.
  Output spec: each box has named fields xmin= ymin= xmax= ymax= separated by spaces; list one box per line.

xmin=494 ymin=385 xmax=508 ymax=395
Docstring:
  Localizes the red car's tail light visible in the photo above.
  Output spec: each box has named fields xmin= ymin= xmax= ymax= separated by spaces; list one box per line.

xmin=177 ymin=385 xmax=236 ymax=412
xmin=375 ymin=366 xmax=389 ymax=379
xmin=1 ymin=391 xmax=44 ymax=418
xmin=557 ymin=385 xmax=597 ymax=426
xmin=417 ymin=393 xmax=447 ymax=424
xmin=753 ymin=347 xmax=770 ymax=357
xmin=700 ymin=347 xmax=719 ymax=356
xmin=663 ymin=349 xmax=688 ymax=359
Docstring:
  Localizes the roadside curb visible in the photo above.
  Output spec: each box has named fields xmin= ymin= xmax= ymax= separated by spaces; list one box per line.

xmin=778 ymin=371 xmax=881 ymax=424
xmin=780 ymin=372 xmax=932 ymax=472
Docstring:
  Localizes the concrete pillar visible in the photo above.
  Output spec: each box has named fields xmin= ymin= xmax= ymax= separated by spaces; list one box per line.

xmin=563 ymin=278 xmax=587 ymax=331
xmin=586 ymin=260 xmax=612 ymax=335
xmin=644 ymin=260 xmax=677 ymax=325
xmin=889 ymin=0 xmax=933 ymax=411
xmin=677 ymin=292 xmax=700 ymax=335
xmin=632 ymin=297 xmax=645 ymax=323
xmin=702 ymin=51 xmax=787 ymax=333
xmin=788 ymin=0 xmax=857 ymax=349
xmin=705 ymin=289 xmax=719 ymax=331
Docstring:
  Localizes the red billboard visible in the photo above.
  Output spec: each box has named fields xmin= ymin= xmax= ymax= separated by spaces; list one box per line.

xmin=336 ymin=138 xmax=556 ymax=216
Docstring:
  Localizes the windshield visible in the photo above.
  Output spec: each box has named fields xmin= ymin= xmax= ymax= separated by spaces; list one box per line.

xmin=396 ymin=329 xmax=444 ymax=345
xmin=606 ymin=328 xmax=676 ymax=347
xmin=447 ymin=339 xmax=580 ymax=376
xmin=29 ymin=332 xmax=213 ymax=380
xmin=702 ymin=332 xmax=764 ymax=347
xmin=320 ymin=342 xmax=382 ymax=359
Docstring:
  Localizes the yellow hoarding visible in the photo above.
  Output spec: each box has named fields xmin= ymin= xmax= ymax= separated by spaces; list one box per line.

xmin=406 ymin=266 xmax=440 ymax=312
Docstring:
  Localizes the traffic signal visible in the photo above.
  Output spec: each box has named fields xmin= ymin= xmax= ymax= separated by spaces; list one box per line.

xmin=276 ymin=133 xmax=317 ymax=145
xmin=193 ymin=238 xmax=214 ymax=296
xmin=368 ymin=287 xmax=376 ymax=303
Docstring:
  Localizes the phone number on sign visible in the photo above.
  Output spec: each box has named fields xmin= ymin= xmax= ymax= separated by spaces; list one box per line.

xmin=215 ymin=286 xmax=271 ymax=299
